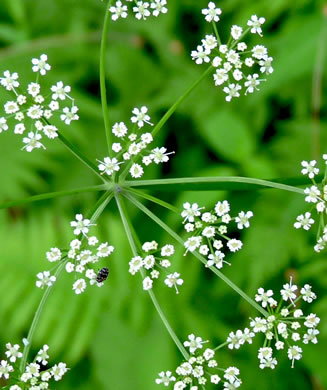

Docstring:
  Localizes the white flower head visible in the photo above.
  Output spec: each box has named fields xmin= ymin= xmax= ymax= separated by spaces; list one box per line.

xmin=98 ymin=156 xmax=122 ymax=176
xmin=247 ymin=15 xmax=266 ymax=36
xmin=60 ymin=106 xmax=79 ymax=125
xmin=294 ymin=212 xmax=314 ymax=230
xmin=109 ymin=1 xmax=128 ymax=20
xmin=183 ymin=334 xmax=206 ymax=354
xmin=202 ymin=2 xmax=222 ymax=23
xmin=70 ymin=214 xmax=93 ymax=236
xmin=36 ymin=271 xmax=56 ymax=288
xmin=73 ymin=278 xmax=87 ymax=294
xmin=129 ymin=163 xmax=144 ymax=178
xmin=133 ymin=1 xmax=151 ymax=20
xmin=32 ymin=54 xmax=51 ymax=75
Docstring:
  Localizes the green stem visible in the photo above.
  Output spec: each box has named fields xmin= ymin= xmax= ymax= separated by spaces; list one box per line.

xmin=19 ymin=190 xmax=114 ymax=373
xmin=151 ymin=66 xmax=213 ymax=138
xmin=212 ymin=22 xmax=221 ymax=45
xmin=58 ymin=132 xmax=106 ymax=182
xmin=124 ymin=193 xmax=269 ymax=318
xmin=123 ymin=187 xmax=178 ymax=213
xmin=115 ymin=194 xmax=189 ymax=360
xmin=125 ymin=176 xmax=305 ymax=194
xmin=100 ymin=0 xmax=114 ymax=155
xmin=0 ymin=184 xmax=110 ymax=210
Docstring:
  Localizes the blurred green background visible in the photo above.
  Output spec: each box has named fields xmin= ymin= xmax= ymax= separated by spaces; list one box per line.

xmin=0 ymin=0 xmax=327 ymax=389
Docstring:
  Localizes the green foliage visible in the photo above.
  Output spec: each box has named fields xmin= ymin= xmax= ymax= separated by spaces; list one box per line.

xmin=0 ymin=1 xmax=326 ymax=389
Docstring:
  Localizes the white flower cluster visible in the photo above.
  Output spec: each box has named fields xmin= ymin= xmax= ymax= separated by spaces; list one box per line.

xmin=0 ymin=54 xmax=79 ymax=152
xmin=294 ymin=156 xmax=327 ymax=252
xmin=182 ymin=201 xmax=253 ymax=266
xmin=97 ymin=106 xmax=174 ymax=179
xmin=192 ymin=3 xmax=273 ymax=101
xmin=0 ymin=342 xmax=68 ymax=388
xmin=228 ymin=279 xmax=319 ymax=369
xmin=156 ymin=334 xmax=242 ymax=389
xmin=36 ymin=214 xmax=114 ymax=294
xmin=109 ymin=0 xmax=167 ymax=21
xmin=129 ymin=241 xmax=183 ymax=293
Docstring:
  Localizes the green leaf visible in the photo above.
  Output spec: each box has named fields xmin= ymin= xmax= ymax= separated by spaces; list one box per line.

xmin=197 ymin=109 xmax=255 ymax=163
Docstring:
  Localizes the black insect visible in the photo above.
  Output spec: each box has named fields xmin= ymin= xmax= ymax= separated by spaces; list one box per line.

xmin=96 ymin=267 xmax=109 ymax=283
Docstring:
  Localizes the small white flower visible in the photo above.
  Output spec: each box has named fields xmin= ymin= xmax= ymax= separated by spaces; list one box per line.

xmin=199 ymin=244 xmax=209 ymax=255
xmin=303 ymin=328 xmax=319 ymax=344
xmin=129 ymin=163 xmax=144 ymax=178
xmin=27 ymin=104 xmax=43 ymax=119
xmin=98 ymin=157 xmax=122 ymax=176
xmin=202 ymin=226 xmax=215 ymax=237
xmin=151 ymin=0 xmax=168 ymax=17
xmin=237 ymin=42 xmax=247 ymax=51
xmin=51 ymin=81 xmax=71 ymax=100
xmin=287 ymin=346 xmax=302 ymax=368
xmin=235 ymin=210 xmax=253 ymax=229
xmin=143 ymin=255 xmax=155 ymax=269
xmin=184 ymin=236 xmax=202 ymax=253
xmin=259 ymin=56 xmax=274 ymax=74
xmin=227 ymin=330 xmax=244 ymax=349
xmin=43 ymin=125 xmax=58 ymax=139
xmin=112 ymin=142 xmax=122 ymax=152
xmin=0 ymin=117 xmax=8 ymax=133
xmin=60 ymin=105 xmax=79 ymax=125
xmin=280 ymin=277 xmax=297 ymax=305
xmin=36 ymin=345 xmax=49 ymax=365
xmin=252 ymin=45 xmax=268 ymax=60
xmin=211 ymin=374 xmax=221 ymax=384
xmin=0 ymin=360 xmax=14 ymax=379
xmin=133 ymin=1 xmax=151 ymax=20
xmin=65 ymin=262 xmax=75 ymax=273
xmin=109 ymin=1 xmax=128 ymax=20
xmin=0 ymin=70 xmax=19 ymax=90
xmin=301 ymin=160 xmax=319 ymax=179
xmin=112 ymin=121 xmax=128 ymax=137
xmin=213 ymin=68 xmax=228 ymax=85
xmin=304 ymin=186 xmax=321 ymax=203
xmin=182 ymin=202 xmax=202 ymax=222
xmin=97 ymin=242 xmax=114 ymax=257
xmin=131 ymin=106 xmax=152 ymax=128
xmin=250 ymin=317 xmax=267 ymax=333
xmin=304 ymin=313 xmax=320 ymax=328
xmin=4 ymin=101 xmax=19 ymax=114
xmin=155 ymin=371 xmax=176 ymax=386
xmin=73 ymin=278 xmax=87 ymax=294
xmin=227 ymin=239 xmax=243 ymax=252
xmin=244 ymin=74 xmax=261 ymax=94
xmin=150 ymin=147 xmax=174 ymax=164
xmin=294 ymin=212 xmax=315 ymax=230
xmin=143 ymin=276 xmax=153 ymax=290
xmin=201 ymin=34 xmax=217 ymax=51
xmin=202 ymin=2 xmax=222 ymax=23
xmin=51 ymin=362 xmax=68 ymax=381
xmin=5 ymin=343 xmax=23 ymax=363
xmin=223 ymin=83 xmax=242 ymax=102
xmin=36 ymin=271 xmax=56 ymax=288
xmin=191 ymin=45 xmax=211 ymax=65
xmin=255 ymin=288 xmax=276 ymax=308
xmin=129 ymin=256 xmax=143 ymax=275
xmin=300 ymin=284 xmax=316 ymax=303
xmin=32 ymin=54 xmax=51 ymax=75
xmin=27 ymin=82 xmax=41 ymax=97
xmin=46 ymin=248 xmax=62 ymax=262
xmin=207 ymin=250 xmax=226 ymax=269
xmin=70 ymin=214 xmax=93 ymax=236
xmin=183 ymin=334 xmax=205 ymax=354
xmin=164 ymin=272 xmax=183 ymax=293
xmin=161 ymin=244 xmax=174 ymax=257
xmin=231 ymin=25 xmax=243 ymax=40
xmin=247 ymin=15 xmax=266 ymax=36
